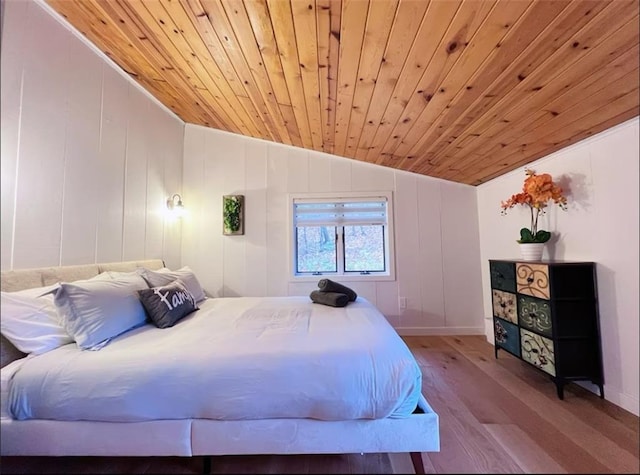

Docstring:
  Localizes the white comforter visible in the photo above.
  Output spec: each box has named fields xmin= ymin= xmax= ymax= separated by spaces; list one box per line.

xmin=7 ymin=297 xmax=422 ymax=422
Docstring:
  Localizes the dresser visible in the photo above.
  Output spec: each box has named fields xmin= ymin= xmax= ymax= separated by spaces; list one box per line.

xmin=490 ymin=259 xmax=604 ymax=399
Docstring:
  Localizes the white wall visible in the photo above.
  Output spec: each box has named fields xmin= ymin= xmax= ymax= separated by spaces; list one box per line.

xmin=182 ymin=124 xmax=485 ymax=335
xmin=477 ymin=118 xmax=640 ymax=416
xmin=0 ymin=0 xmax=185 ymax=271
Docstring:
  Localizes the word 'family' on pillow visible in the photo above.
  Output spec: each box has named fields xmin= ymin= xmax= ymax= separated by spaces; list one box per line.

xmin=138 ymin=279 xmax=199 ymax=329
xmin=137 ymin=266 xmax=206 ymax=303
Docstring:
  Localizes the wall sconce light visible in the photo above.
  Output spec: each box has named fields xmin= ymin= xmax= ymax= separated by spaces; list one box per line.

xmin=166 ymin=193 xmax=185 ymax=218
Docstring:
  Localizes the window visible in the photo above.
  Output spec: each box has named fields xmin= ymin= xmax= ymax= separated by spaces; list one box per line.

xmin=291 ymin=192 xmax=394 ymax=280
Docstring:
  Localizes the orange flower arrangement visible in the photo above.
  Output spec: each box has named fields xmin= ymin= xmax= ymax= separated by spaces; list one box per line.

xmin=501 ymin=169 xmax=568 ymax=243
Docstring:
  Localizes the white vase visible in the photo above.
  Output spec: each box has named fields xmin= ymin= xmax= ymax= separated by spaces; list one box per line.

xmin=519 ymin=242 xmax=545 ymax=261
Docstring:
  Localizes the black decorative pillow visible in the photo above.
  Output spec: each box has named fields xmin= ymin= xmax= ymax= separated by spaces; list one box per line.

xmin=137 ymin=279 xmax=198 ymax=329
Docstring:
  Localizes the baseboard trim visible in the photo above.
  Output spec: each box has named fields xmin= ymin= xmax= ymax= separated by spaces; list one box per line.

xmin=593 ymin=386 xmax=640 ymax=417
xmin=616 ymin=392 xmax=640 ymax=417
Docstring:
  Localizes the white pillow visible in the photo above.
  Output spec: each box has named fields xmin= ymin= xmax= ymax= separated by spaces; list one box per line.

xmin=88 ymin=271 xmax=117 ymax=281
xmin=1 ymin=286 xmax=73 ymax=355
xmin=52 ymin=274 xmax=149 ymax=351
xmin=95 ymin=270 xmax=139 ymax=280
xmin=12 ymin=283 xmax=60 ymax=299
xmin=137 ymin=266 xmax=206 ymax=302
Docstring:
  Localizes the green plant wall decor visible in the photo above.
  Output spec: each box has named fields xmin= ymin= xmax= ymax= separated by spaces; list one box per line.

xmin=223 ymin=195 xmax=244 ymax=235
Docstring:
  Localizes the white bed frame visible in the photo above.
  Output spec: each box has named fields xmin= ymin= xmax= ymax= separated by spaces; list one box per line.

xmin=0 ymin=260 xmax=440 ymax=473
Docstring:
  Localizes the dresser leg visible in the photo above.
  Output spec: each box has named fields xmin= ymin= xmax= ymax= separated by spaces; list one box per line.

xmin=598 ymin=383 xmax=605 ymax=399
xmin=494 ymin=346 xmax=499 ymax=359
xmin=556 ymin=381 xmax=564 ymax=400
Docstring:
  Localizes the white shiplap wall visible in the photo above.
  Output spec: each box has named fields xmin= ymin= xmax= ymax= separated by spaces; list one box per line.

xmin=182 ymin=124 xmax=485 ymax=335
xmin=477 ymin=117 xmax=640 ymax=416
xmin=0 ymin=0 xmax=184 ymax=271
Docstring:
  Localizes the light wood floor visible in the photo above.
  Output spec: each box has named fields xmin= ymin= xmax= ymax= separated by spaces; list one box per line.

xmin=1 ymin=335 xmax=638 ymax=474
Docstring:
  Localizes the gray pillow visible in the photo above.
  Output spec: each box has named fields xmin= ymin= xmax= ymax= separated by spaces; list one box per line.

xmin=52 ymin=274 xmax=149 ymax=350
xmin=137 ymin=266 xmax=206 ymax=303
xmin=138 ymin=279 xmax=198 ymax=329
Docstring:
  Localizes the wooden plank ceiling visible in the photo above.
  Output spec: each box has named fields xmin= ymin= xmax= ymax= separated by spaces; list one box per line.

xmin=47 ymin=0 xmax=639 ymax=185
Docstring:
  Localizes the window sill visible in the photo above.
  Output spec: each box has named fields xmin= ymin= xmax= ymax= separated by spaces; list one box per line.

xmin=291 ymin=274 xmax=396 ymax=283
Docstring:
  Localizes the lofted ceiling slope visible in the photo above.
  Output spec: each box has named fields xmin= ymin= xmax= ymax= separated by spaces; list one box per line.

xmin=47 ymin=0 xmax=639 ymax=185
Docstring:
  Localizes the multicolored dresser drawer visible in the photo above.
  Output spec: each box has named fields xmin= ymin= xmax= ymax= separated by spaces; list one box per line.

xmin=493 ymin=317 xmax=520 ymax=358
xmin=518 ymin=295 xmax=552 ymax=338
xmin=492 ymin=289 xmax=517 ymax=323
xmin=490 ymin=261 xmax=516 ymax=293
xmin=520 ymin=328 xmax=555 ymax=376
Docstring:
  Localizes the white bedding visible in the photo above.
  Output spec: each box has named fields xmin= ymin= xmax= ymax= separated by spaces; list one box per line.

xmin=6 ymin=296 xmax=422 ymax=423
xmin=1 ymin=358 xmax=27 ymax=419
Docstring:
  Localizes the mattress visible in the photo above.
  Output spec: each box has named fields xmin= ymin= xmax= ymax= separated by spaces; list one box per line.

xmin=7 ymin=296 xmax=422 ymax=423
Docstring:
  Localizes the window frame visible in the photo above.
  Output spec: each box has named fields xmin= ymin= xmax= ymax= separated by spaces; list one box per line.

xmin=289 ymin=191 xmax=396 ymax=282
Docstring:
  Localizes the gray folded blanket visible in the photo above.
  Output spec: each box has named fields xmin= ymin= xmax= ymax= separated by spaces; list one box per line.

xmin=309 ymin=290 xmax=349 ymax=308
xmin=317 ymin=279 xmax=357 ymax=302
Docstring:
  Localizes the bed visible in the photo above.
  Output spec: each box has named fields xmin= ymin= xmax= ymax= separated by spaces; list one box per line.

xmin=0 ymin=260 xmax=440 ymax=473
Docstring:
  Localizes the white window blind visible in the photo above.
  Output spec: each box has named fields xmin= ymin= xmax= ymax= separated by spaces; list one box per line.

xmin=293 ymin=197 xmax=388 ymax=227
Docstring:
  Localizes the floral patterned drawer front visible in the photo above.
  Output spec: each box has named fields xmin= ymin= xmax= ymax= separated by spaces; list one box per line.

xmin=520 ymin=329 xmax=555 ymax=376
xmin=492 ymin=289 xmax=517 ymax=323
xmin=516 ymin=263 xmax=550 ymax=300
xmin=518 ymin=295 xmax=552 ymax=338
xmin=494 ymin=318 xmax=520 ymax=357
